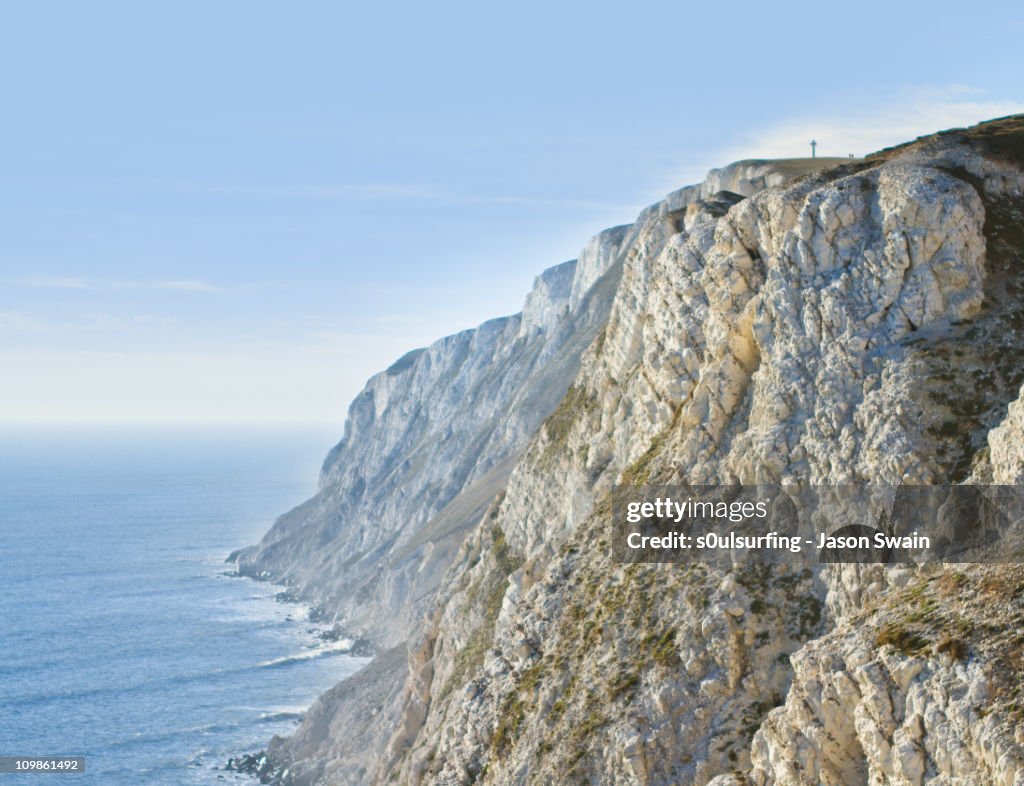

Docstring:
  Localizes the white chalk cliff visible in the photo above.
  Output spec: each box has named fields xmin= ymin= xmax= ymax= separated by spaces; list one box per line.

xmin=233 ymin=230 xmax=625 ymax=645
xmin=240 ymin=117 xmax=1024 ymax=786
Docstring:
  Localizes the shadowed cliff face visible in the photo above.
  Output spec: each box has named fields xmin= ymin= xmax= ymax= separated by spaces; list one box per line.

xmin=250 ymin=117 xmax=1024 ymax=786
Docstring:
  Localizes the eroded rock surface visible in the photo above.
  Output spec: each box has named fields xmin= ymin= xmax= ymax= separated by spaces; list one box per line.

xmin=250 ymin=117 xmax=1024 ymax=786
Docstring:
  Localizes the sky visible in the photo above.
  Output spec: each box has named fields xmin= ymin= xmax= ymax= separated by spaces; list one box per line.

xmin=2 ymin=0 xmax=1023 ymax=428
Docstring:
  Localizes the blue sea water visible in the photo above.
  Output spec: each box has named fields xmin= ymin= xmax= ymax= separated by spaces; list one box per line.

xmin=0 ymin=426 xmax=367 ymax=785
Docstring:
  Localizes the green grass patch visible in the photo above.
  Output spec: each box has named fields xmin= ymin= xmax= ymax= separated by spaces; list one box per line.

xmin=876 ymin=622 xmax=930 ymax=655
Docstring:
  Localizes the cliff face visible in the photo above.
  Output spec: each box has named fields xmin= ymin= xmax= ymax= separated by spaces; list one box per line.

xmin=251 ymin=117 xmax=1024 ymax=786
xmin=232 ymin=158 xmax=834 ymax=649
xmin=233 ymin=227 xmax=626 ymax=646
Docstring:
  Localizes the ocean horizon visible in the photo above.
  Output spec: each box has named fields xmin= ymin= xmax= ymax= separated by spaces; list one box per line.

xmin=0 ymin=425 xmax=366 ymax=785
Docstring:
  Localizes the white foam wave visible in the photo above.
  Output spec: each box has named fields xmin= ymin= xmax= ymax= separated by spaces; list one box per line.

xmin=256 ymin=639 xmax=353 ymax=669
xmin=257 ymin=709 xmax=305 ymax=723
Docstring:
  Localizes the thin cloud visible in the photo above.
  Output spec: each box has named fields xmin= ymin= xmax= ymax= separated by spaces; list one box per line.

xmin=192 ymin=180 xmax=629 ymax=211
xmin=714 ymin=86 xmax=1024 ymax=164
xmin=123 ymin=280 xmax=224 ymax=294
xmin=461 ymin=194 xmax=636 ymax=211
xmin=10 ymin=277 xmax=225 ymax=294
xmin=0 ymin=311 xmax=177 ymax=335
xmin=0 ymin=311 xmax=48 ymax=331
xmin=199 ymin=182 xmax=440 ymax=200
xmin=14 ymin=276 xmax=92 ymax=290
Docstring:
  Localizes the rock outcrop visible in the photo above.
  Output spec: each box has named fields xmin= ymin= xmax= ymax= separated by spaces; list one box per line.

xmin=246 ymin=116 xmax=1024 ymax=786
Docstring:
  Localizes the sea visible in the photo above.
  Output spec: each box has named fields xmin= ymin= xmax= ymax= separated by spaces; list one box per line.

xmin=0 ymin=425 xmax=369 ymax=785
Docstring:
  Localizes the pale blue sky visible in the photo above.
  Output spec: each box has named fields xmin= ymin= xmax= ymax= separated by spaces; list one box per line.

xmin=2 ymin=0 xmax=1023 ymax=425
